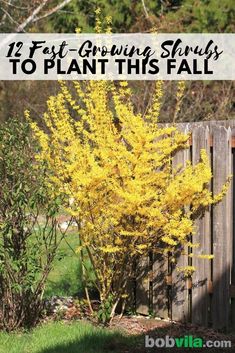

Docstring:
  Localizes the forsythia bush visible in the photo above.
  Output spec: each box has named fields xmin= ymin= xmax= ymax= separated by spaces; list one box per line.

xmin=27 ymin=80 xmax=229 ymax=321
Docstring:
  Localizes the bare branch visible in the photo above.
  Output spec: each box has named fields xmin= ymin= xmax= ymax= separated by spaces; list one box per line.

xmin=141 ymin=0 xmax=149 ymax=18
xmin=0 ymin=0 xmax=27 ymax=10
xmin=0 ymin=0 xmax=13 ymax=27
xmin=1 ymin=6 xmax=22 ymax=29
xmin=32 ymin=0 xmax=73 ymax=23
xmin=0 ymin=11 xmax=8 ymax=27
xmin=15 ymin=0 xmax=50 ymax=33
xmin=1 ymin=0 xmax=73 ymax=33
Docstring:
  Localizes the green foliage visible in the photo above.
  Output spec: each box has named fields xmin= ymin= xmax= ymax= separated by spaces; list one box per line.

xmin=97 ymin=294 xmax=114 ymax=324
xmin=151 ymin=0 xmax=235 ymax=32
xmin=2 ymin=0 xmax=233 ymax=34
xmin=45 ymin=0 xmax=234 ymax=33
xmin=46 ymin=0 xmax=161 ymax=33
xmin=0 ymin=119 xmax=62 ymax=331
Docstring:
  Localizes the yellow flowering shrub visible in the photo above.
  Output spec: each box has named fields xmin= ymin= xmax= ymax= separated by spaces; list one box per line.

xmin=27 ymin=78 xmax=230 ymax=320
xmin=26 ymin=11 xmax=230 ymax=320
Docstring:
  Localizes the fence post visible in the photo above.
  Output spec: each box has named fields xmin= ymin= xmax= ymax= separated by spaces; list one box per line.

xmin=212 ymin=126 xmax=232 ymax=330
xmin=191 ymin=126 xmax=211 ymax=327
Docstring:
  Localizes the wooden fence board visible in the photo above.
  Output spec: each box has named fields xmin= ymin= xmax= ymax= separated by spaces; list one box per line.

xmin=136 ymin=256 xmax=150 ymax=315
xmin=132 ymin=121 xmax=234 ymax=330
xmin=171 ymin=126 xmax=190 ymax=323
xmin=212 ymin=126 xmax=232 ymax=330
xmin=226 ymin=127 xmax=233 ymax=328
xmin=231 ymin=144 xmax=235 ymax=329
xmin=153 ymin=253 xmax=168 ymax=319
xmin=191 ymin=126 xmax=211 ymax=326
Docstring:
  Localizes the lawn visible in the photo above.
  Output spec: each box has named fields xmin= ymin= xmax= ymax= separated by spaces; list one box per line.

xmin=44 ymin=228 xmax=95 ymax=298
xmin=0 ymin=227 xmax=134 ymax=353
xmin=0 ymin=321 xmax=135 ymax=353
xmin=45 ymin=230 xmax=82 ymax=297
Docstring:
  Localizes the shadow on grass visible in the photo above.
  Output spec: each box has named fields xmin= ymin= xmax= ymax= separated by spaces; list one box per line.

xmin=37 ymin=324 xmax=233 ymax=353
xmin=45 ymin=276 xmax=84 ymax=297
xmin=38 ymin=330 xmax=136 ymax=353
xmin=45 ymin=247 xmax=96 ymax=298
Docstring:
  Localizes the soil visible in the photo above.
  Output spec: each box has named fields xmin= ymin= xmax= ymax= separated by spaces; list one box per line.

xmin=108 ymin=315 xmax=235 ymax=353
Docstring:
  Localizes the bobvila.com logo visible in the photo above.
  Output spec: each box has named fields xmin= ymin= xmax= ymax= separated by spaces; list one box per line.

xmin=145 ymin=335 xmax=232 ymax=349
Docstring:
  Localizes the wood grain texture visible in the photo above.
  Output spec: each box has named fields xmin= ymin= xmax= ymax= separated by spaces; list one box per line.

xmin=171 ymin=126 xmax=190 ymax=322
xmin=212 ymin=126 xmax=232 ymax=330
xmin=133 ymin=121 xmax=234 ymax=329
xmin=191 ymin=126 xmax=211 ymax=327
xmin=152 ymin=252 xmax=168 ymax=319
xmin=135 ymin=255 xmax=150 ymax=315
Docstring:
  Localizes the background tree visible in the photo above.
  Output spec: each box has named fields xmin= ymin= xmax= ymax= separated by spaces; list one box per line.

xmin=0 ymin=0 xmax=73 ymax=32
xmin=0 ymin=0 xmax=74 ymax=126
xmin=0 ymin=0 xmax=234 ymax=125
xmin=45 ymin=0 xmax=235 ymax=33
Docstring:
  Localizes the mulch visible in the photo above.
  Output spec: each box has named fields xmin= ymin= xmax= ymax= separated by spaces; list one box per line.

xmin=108 ymin=316 xmax=235 ymax=353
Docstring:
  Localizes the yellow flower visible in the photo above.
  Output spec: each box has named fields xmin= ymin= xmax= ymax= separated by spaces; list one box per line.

xmin=28 ymin=36 xmax=229 ymax=309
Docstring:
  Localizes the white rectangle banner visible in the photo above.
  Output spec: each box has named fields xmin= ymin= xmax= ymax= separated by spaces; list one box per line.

xmin=0 ymin=33 xmax=234 ymax=80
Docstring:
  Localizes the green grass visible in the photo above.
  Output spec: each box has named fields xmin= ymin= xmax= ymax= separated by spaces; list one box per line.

xmin=45 ymin=231 xmax=95 ymax=298
xmin=0 ymin=321 xmax=135 ymax=353
xmin=45 ymin=231 xmax=82 ymax=297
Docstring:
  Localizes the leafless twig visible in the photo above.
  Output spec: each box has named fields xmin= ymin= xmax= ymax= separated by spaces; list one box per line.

xmin=32 ymin=0 xmax=73 ymax=23
xmin=0 ymin=0 xmax=13 ymax=27
xmin=15 ymin=0 xmax=50 ymax=32
xmin=1 ymin=6 xmax=22 ymax=29
xmin=0 ymin=0 xmax=27 ymax=10
xmin=141 ymin=0 xmax=149 ymax=18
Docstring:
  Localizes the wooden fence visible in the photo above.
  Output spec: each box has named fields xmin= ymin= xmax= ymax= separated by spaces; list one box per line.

xmin=131 ymin=120 xmax=235 ymax=331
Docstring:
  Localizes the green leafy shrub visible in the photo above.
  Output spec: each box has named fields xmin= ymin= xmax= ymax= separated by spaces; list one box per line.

xmin=0 ymin=119 xmax=64 ymax=331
